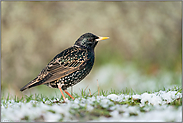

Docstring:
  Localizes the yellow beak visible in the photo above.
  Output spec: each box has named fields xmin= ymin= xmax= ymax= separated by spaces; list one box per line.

xmin=96 ymin=36 xmax=109 ymax=41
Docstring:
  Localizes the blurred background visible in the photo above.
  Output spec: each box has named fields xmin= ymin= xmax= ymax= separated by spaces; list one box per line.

xmin=1 ymin=1 xmax=182 ymax=98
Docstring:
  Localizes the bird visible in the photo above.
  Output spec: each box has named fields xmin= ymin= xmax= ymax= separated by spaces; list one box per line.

xmin=20 ymin=33 xmax=109 ymax=101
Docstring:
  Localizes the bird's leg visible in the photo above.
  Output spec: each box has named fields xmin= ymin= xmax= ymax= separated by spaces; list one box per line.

xmin=64 ymin=90 xmax=75 ymax=100
xmin=58 ymin=83 xmax=66 ymax=101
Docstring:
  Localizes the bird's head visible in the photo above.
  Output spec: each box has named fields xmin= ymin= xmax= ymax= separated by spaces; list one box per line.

xmin=74 ymin=33 xmax=109 ymax=49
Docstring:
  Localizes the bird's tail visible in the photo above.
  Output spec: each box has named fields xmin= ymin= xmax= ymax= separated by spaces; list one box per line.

xmin=20 ymin=77 xmax=40 ymax=91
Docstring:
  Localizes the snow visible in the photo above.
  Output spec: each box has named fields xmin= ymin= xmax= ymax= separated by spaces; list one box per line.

xmin=43 ymin=112 xmax=61 ymax=122
xmin=107 ymin=94 xmax=119 ymax=101
xmin=159 ymin=91 xmax=181 ymax=103
xmin=1 ymin=90 xmax=182 ymax=122
xmin=132 ymin=94 xmax=141 ymax=100
xmin=100 ymin=98 xmax=113 ymax=108
xmin=86 ymin=104 xmax=94 ymax=111
xmin=92 ymin=105 xmax=182 ymax=122
xmin=140 ymin=93 xmax=162 ymax=106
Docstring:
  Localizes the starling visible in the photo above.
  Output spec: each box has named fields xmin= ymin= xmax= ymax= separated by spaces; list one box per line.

xmin=20 ymin=33 xmax=109 ymax=101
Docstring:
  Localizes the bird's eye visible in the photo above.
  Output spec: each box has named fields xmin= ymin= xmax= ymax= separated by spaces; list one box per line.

xmin=87 ymin=41 xmax=93 ymax=46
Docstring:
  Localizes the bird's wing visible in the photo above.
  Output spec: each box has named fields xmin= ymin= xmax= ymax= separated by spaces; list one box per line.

xmin=20 ymin=46 xmax=88 ymax=91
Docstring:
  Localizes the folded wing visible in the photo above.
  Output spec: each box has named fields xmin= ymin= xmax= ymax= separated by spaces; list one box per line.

xmin=20 ymin=47 xmax=88 ymax=91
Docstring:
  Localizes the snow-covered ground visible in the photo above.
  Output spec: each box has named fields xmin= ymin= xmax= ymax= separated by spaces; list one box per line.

xmin=1 ymin=89 xmax=182 ymax=122
xmin=1 ymin=64 xmax=182 ymax=121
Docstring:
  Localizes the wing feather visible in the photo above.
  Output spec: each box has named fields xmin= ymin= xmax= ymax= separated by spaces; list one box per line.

xmin=24 ymin=46 xmax=88 ymax=89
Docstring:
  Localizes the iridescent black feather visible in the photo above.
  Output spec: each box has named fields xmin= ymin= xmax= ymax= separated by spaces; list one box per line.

xmin=20 ymin=33 xmax=105 ymax=91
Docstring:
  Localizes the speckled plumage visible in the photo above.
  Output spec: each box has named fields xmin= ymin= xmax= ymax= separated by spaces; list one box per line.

xmin=20 ymin=33 xmax=109 ymax=100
